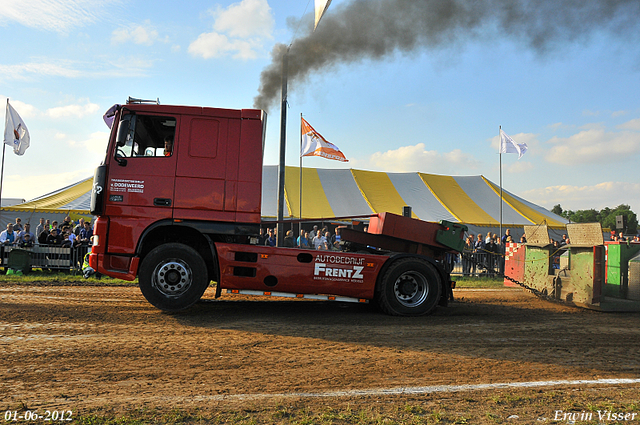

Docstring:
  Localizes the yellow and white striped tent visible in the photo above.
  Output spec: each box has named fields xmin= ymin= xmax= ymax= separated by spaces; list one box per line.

xmin=0 ymin=177 xmax=94 ymax=225
xmin=261 ymin=166 xmax=567 ymax=234
xmin=1 ymin=167 xmax=567 ymax=235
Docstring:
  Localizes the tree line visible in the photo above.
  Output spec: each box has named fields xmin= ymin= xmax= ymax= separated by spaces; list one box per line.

xmin=551 ymin=204 xmax=638 ymax=235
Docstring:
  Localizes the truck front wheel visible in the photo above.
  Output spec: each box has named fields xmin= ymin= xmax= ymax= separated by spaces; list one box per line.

xmin=139 ymin=243 xmax=209 ymax=312
xmin=376 ymin=257 xmax=441 ymax=316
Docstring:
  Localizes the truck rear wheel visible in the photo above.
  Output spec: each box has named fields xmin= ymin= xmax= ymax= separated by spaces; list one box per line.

xmin=376 ymin=257 xmax=441 ymax=316
xmin=139 ymin=243 xmax=209 ymax=312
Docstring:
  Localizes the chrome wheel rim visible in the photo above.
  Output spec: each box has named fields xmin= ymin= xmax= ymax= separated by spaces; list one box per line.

xmin=152 ymin=258 xmax=193 ymax=298
xmin=393 ymin=271 xmax=429 ymax=307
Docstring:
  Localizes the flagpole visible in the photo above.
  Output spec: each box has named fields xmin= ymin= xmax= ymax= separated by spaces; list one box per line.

xmin=0 ymin=144 xmax=6 ymax=206
xmin=299 ymin=113 xmax=303 ymax=246
xmin=0 ymin=99 xmax=8 ymax=205
xmin=499 ymin=125 xmax=503 ymax=243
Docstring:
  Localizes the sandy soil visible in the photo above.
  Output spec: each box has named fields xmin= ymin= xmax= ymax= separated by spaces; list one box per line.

xmin=1 ymin=283 xmax=639 ymax=422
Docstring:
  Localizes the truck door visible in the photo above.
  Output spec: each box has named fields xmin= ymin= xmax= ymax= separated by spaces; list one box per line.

xmin=104 ymin=112 xmax=178 ymax=253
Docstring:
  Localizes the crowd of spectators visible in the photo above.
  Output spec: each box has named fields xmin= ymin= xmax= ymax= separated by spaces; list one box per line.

xmin=257 ymin=225 xmax=344 ymax=251
xmin=1 ymin=216 xmax=93 ymax=248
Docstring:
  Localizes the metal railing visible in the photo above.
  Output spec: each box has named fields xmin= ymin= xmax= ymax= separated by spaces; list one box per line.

xmin=449 ymin=251 xmax=505 ymax=277
xmin=1 ymin=244 xmax=92 ymax=272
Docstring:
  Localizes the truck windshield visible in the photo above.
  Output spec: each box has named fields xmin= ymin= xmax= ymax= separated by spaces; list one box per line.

xmin=116 ymin=114 xmax=176 ymax=158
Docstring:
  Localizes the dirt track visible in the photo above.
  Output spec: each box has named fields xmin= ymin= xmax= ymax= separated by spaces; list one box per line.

xmin=1 ymin=284 xmax=640 ymax=421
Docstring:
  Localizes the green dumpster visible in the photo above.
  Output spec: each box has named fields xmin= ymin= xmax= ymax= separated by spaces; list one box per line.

xmin=605 ymin=242 xmax=640 ymax=298
xmin=7 ymin=248 xmax=31 ymax=274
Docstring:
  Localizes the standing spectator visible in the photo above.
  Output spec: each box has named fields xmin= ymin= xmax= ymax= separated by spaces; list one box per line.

xmin=13 ymin=217 xmax=23 ymax=233
xmin=79 ymin=222 xmax=93 ymax=245
xmin=38 ymin=226 xmax=50 ymax=245
xmin=313 ymin=230 xmax=326 ymax=250
xmin=473 ymin=233 xmax=486 ymax=275
xmin=495 ymin=237 xmax=504 ymax=275
xmin=1 ymin=223 xmax=17 ymax=245
xmin=73 ymin=218 xmax=86 ymax=236
xmin=35 ymin=218 xmax=46 ymax=239
xmin=283 ymin=230 xmax=294 ymax=247
xmin=50 ymin=220 xmax=60 ymax=235
xmin=297 ymin=229 xmax=309 ymax=248
xmin=256 ymin=228 xmax=265 ymax=246
xmin=264 ymin=228 xmax=276 ymax=247
xmin=17 ymin=223 xmax=34 ymax=244
xmin=485 ymin=235 xmax=496 ymax=276
xmin=501 ymin=229 xmax=511 ymax=244
xmin=46 ymin=228 xmax=63 ymax=246
xmin=62 ymin=226 xmax=76 ymax=247
xmin=61 ymin=216 xmax=73 ymax=230
xmin=19 ymin=234 xmax=34 ymax=248
xmin=45 ymin=219 xmax=51 ymax=230
xmin=324 ymin=231 xmax=333 ymax=250
xmin=331 ymin=228 xmax=343 ymax=250
xmin=462 ymin=235 xmax=473 ymax=276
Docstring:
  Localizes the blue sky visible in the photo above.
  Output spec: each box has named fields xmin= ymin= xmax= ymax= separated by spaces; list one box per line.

xmin=1 ymin=0 xmax=639 ymax=215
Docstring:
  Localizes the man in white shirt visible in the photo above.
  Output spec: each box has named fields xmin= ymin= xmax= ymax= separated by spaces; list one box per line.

xmin=0 ymin=223 xmax=18 ymax=245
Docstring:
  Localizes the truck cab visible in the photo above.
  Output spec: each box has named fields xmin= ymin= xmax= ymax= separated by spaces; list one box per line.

xmin=90 ymin=100 xmax=266 ymax=286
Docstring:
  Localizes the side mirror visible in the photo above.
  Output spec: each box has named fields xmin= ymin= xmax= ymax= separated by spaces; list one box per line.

xmin=116 ymin=115 xmax=132 ymax=147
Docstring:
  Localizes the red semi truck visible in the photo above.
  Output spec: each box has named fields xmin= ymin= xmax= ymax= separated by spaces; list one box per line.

xmin=89 ymin=98 xmax=466 ymax=316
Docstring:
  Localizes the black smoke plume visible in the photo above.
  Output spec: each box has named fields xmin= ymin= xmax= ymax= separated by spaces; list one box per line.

xmin=254 ymin=0 xmax=639 ymax=111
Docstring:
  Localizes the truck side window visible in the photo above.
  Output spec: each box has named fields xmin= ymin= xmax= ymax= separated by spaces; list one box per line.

xmin=115 ymin=114 xmax=176 ymax=159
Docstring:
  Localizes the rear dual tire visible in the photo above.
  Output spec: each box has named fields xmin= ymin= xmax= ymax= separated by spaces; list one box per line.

xmin=376 ymin=257 xmax=441 ymax=316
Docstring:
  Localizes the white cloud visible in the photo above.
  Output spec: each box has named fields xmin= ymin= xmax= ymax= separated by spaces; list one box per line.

xmin=46 ymin=101 xmax=100 ymax=119
xmin=0 ymin=97 xmax=38 ymax=118
xmin=67 ymin=131 xmax=110 ymax=157
xmin=506 ymin=161 xmax=533 ymax=173
xmin=188 ymin=0 xmax=273 ymax=60
xmin=354 ymin=143 xmax=481 ymax=174
xmin=0 ymin=0 xmax=112 ymax=32
xmin=1 ymin=169 xmax=96 ymax=201
xmin=188 ymin=33 xmax=258 ymax=60
xmin=0 ymin=57 xmax=153 ymax=81
xmin=618 ymin=118 xmax=640 ymax=131
xmin=545 ymin=124 xmax=640 ymax=164
xmin=0 ymin=62 xmax=82 ymax=81
xmin=522 ymin=182 xmax=640 ymax=212
xmin=212 ymin=0 xmax=274 ymax=39
xmin=112 ymin=21 xmax=161 ymax=46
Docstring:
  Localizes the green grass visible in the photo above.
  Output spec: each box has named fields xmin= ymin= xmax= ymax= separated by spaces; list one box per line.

xmin=1 ymin=270 xmax=503 ymax=289
xmin=0 ymin=269 xmax=135 ymax=285
xmin=452 ymin=276 xmax=505 ymax=289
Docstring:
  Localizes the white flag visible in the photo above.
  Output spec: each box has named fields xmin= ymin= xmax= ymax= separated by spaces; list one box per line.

xmin=314 ymin=0 xmax=332 ymax=30
xmin=499 ymin=129 xmax=527 ymax=159
xmin=4 ymin=101 xmax=30 ymax=156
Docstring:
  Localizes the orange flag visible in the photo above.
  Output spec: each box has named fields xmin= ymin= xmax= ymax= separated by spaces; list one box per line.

xmin=301 ymin=118 xmax=348 ymax=162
